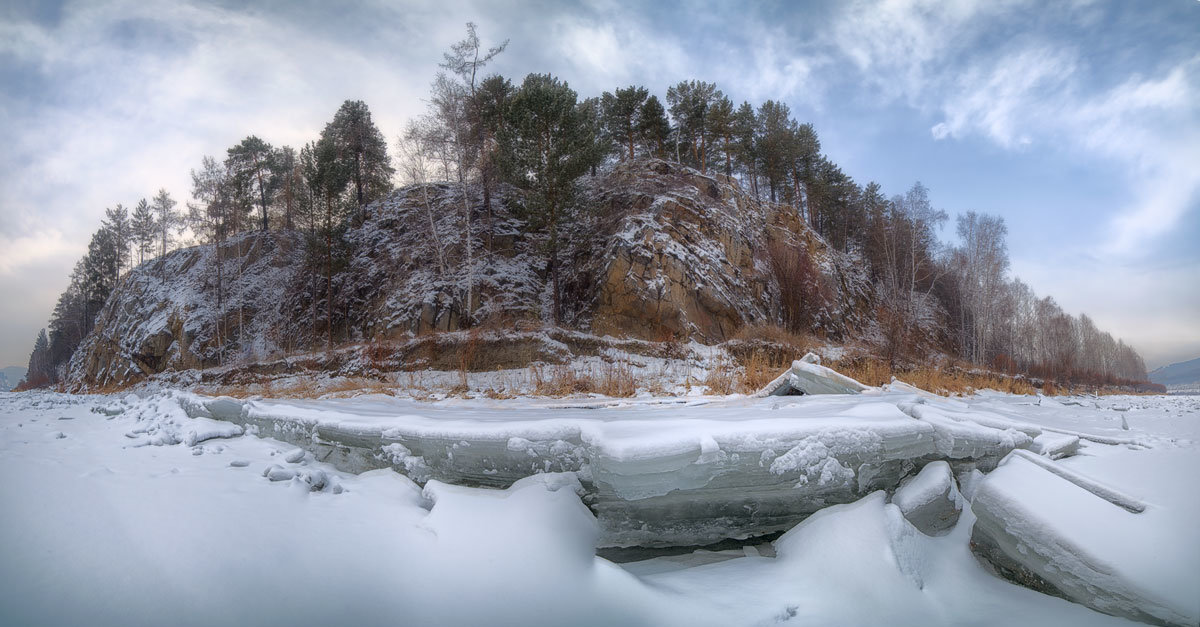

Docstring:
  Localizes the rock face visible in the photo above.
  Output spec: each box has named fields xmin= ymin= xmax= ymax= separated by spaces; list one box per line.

xmin=66 ymin=159 xmax=871 ymax=389
xmin=583 ymin=161 xmax=773 ymax=341
xmin=68 ymin=232 xmax=306 ymax=389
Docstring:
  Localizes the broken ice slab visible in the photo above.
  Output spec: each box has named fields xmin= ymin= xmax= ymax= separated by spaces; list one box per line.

xmin=1028 ymin=432 xmax=1080 ymax=460
xmin=890 ymin=460 xmax=961 ymax=536
xmin=896 ymin=402 xmax=1033 ymax=468
xmin=180 ymin=392 xmax=938 ymax=547
xmin=756 ymin=352 xmax=870 ymax=396
xmin=971 ymin=451 xmax=1194 ymax=627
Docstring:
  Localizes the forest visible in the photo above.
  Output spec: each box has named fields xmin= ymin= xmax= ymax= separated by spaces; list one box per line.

xmin=20 ymin=24 xmax=1148 ymax=390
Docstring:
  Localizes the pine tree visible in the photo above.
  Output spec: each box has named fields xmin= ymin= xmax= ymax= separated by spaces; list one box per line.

xmin=152 ymin=189 xmax=180 ymax=282
xmin=708 ymin=95 xmax=736 ymax=177
xmin=225 ymin=136 xmax=278 ymax=232
xmin=131 ymin=198 xmax=156 ymax=265
xmin=637 ymin=95 xmax=670 ymax=158
xmin=756 ymin=100 xmax=793 ymax=203
xmin=326 ymin=100 xmax=393 ymax=212
xmin=189 ymin=155 xmax=234 ymax=361
xmin=665 ymin=80 xmax=722 ymax=172
xmin=273 ymin=146 xmax=302 ymax=231
xmin=601 ymin=86 xmax=649 ymax=160
xmin=497 ymin=73 xmax=604 ymax=323
xmin=102 ymin=204 xmax=131 ymax=279
xmin=307 ymin=128 xmax=352 ymax=348
xmin=473 ymin=74 xmax=515 ymax=247
xmin=731 ymin=102 xmax=757 ymax=194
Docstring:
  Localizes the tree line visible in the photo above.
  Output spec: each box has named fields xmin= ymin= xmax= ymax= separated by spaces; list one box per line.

xmin=20 ymin=22 xmax=1147 ymax=388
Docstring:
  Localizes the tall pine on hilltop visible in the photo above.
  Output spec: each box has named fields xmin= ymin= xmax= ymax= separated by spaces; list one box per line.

xmin=497 ymin=73 xmax=604 ymax=324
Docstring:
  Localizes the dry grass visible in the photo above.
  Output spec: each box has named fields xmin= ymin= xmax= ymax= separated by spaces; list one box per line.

xmin=829 ymin=357 xmax=1039 ymax=397
xmin=530 ymin=364 xmax=594 ymax=396
xmin=704 ymin=359 xmax=738 ymax=395
xmin=597 ymin=360 xmax=637 ymax=397
xmin=731 ymin=324 xmax=816 ymax=351
xmin=528 ymin=360 xmax=639 ymax=398
xmin=737 ymin=350 xmax=782 ymax=393
xmin=199 ymin=376 xmax=397 ymax=399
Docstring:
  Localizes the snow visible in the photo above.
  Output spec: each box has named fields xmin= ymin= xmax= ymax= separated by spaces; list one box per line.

xmin=973 ymin=449 xmax=1197 ymax=625
xmin=1 ymin=388 xmax=1196 ymax=626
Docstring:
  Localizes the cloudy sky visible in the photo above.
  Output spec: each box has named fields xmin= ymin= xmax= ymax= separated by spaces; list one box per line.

xmin=1 ymin=0 xmax=1197 ymax=370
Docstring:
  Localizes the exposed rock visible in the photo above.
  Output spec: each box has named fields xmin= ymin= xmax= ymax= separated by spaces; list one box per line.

xmin=65 ymin=159 xmax=873 ymax=390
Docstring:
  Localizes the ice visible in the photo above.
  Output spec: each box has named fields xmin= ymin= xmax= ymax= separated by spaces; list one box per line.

xmin=897 ymin=401 xmax=1032 ymax=465
xmin=971 ymin=450 xmax=1198 ymax=626
xmin=182 ymin=391 xmax=938 ymax=546
xmin=263 ymin=465 xmax=296 ymax=481
xmin=756 ymin=352 xmax=870 ymax=396
xmin=1028 ymin=432 xmax=1081 ymax=459
xmin=4 ymin=388 xmax=1194 ymax=625
xmin=182 ymin=417 xmax=244 ymax=447
xmin=891 ymin=460 xmax=961 ymax=536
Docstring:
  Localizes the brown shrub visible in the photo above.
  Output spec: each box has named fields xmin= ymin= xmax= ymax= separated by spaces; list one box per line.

xmin=766 ymin=241 xmax=830 ymax=334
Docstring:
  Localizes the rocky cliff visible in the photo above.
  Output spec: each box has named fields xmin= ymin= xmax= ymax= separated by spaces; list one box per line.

xmin=67 ymin=159 xmax=872 ymax=389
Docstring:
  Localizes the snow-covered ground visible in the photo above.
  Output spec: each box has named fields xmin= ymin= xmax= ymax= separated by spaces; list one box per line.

xmin=0 ymin=389 xmax=1196 ymax=626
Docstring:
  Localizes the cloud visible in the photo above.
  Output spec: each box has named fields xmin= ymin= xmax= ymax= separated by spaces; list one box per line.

xmin=824 ymin=0 xmax=1200 ymax=256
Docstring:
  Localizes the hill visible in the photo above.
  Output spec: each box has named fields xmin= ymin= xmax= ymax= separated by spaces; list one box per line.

xmin=0 ymin=366 xmax=26 ymax=391
xmin=64 ymin=159 xmax=872 ymax=390
xmin=1148 ymin=356 xmax=1200 ymax=390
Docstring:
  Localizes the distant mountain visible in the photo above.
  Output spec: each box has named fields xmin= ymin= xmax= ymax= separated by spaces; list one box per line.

xmin=1148 ymin=357 xmax=1200 ymax=388
xmin=0 ymin=366 xmax=26 ymax=391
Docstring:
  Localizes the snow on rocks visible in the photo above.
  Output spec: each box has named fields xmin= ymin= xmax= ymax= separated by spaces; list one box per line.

xmin=890 ymin=460 xmax=961 ymax=536
xmin=756 ymin=353 xmax=870 ymax=396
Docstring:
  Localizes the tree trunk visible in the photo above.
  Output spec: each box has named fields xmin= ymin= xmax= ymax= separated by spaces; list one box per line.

xmin=550 ymin=203 xmax=561 ymax=324
xmin=326 ymin=191 xmax=334 ymax=350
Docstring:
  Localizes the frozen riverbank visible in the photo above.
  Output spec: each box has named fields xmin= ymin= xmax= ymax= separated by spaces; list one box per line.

xmin=1 ymin=389 xmax=1196 ymax=626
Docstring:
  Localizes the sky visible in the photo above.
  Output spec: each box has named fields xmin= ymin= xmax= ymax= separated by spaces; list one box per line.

xmin=0 ymin=0 xmax=1197 ymax=370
